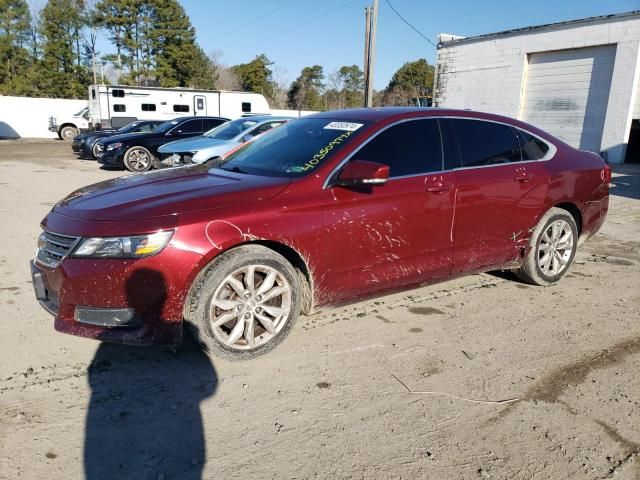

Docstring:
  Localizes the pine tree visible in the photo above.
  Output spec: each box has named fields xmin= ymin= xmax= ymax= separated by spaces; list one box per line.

xmin=288 ymin=65 xmax=325 ymax=111
xmin=0 ymin=0 xmax=34 ymax=94
xmin=232 ymin=54 xmax=273 ymax=97
xmin=38 ymin=0 xmax=90 ymax=98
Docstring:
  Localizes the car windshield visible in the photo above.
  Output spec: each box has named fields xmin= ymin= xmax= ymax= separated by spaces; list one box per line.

xmin=204 ymin=118 xmax=259 ymax=140
xmin=219 ymin=118 xmax=369 ymax=178
xmin=153 ymin=119 xmax=181 ymax=134
xmin=74 ymin=107 xmax=88 ymax=116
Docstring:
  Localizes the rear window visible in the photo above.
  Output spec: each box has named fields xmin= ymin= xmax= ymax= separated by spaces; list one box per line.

xmin=517 ymin=130 xmax=550 ymax=160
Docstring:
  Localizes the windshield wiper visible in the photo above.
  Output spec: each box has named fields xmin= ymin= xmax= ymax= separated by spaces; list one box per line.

xmin=219 ymin=165 xmax=247 ymax=174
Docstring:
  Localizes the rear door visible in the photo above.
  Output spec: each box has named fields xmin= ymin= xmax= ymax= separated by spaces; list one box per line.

xmin=449 ymin=118 xmax=550 ymax=273
xmin=323 ymin=118 xmax=455 ymax=298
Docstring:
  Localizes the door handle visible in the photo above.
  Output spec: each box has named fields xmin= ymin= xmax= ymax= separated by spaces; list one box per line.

xmin=426 ymin=184 xmax=450 ymax=194
xmin=514 ymin=173 xmax=534 ymax=183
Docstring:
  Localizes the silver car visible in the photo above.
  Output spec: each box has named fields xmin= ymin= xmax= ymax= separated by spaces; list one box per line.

xmin=157 ymin=116 xmax=291 ymax=166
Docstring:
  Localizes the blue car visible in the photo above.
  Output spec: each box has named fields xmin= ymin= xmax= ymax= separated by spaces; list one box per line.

xmin=157 ymin=116 xmax=291 ymax=167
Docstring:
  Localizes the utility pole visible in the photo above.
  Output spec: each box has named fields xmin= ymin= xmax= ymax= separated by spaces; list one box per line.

xmin=364 ymin=0 xmax=378 ymax=107
xmin=363 ymin=6 xmax=371 ymax=96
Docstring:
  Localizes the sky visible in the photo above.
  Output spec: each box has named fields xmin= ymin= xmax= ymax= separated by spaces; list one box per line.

xmin=100 ymin=0 xmax=639 ymax=89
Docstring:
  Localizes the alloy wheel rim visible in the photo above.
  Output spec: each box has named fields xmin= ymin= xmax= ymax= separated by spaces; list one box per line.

xmin=537 ymin=219 xmax=574 ymax=276
xmin=209 ymin=265 xmax=292 ymax=350
xmin=63 ymin=129 xmax=75 ymax=140
xmin=129 ymin=149 xmax=150 ymax=170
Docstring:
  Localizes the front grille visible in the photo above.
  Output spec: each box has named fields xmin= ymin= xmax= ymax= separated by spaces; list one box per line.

xmin=36 ymin=231 xmax=81 ymax=268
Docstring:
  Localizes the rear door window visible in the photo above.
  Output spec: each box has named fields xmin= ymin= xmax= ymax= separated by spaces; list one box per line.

xmin=453 ymin=119 xmax=521 ymax=167
xmin=353 ymin=119 xmax=443 ymax=177
xmin=175 ymin=119 xmax=203 ymax=134
xmin=204 ymin=118 xmax=227 ymax=130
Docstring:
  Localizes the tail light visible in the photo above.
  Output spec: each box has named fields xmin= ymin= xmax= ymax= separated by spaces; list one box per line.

xmin=601 ymin=164 xmax=611 ymax=184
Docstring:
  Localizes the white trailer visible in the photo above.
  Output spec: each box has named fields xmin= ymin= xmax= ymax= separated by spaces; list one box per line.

xmin=88 ymin=84 xmax=271 ymax=130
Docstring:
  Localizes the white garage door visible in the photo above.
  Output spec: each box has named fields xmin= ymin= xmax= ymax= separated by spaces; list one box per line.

xmin=521 ymin=45 xmax=616 ymax=153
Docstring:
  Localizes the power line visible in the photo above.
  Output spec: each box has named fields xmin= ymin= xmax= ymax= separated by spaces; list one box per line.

xmin=384 ymin=0 xmax=438 ymax=48
xmin=216 ymin=0 xmax=296 ymax=39
xmin=232 ymin=0 xmax=359 ymax=53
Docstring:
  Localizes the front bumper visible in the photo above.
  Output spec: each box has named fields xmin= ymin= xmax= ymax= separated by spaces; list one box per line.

xmin=30 ymin=244 xmax=203 ymax=346
xmin=96 ymin=148 xmax=124 ymax=167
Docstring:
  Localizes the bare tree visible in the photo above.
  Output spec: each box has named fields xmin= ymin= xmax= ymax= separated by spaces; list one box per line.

xmin=269 ymin=65 xmax=289 ymax=109
xmin=209 ymin=49 xmax=239 ymax=90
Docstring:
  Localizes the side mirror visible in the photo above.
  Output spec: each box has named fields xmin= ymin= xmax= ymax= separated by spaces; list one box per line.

xmin=334 ymin=160 xmax=389 ymax=187
xmin=241 ymin=134 xmax=254 ymax=143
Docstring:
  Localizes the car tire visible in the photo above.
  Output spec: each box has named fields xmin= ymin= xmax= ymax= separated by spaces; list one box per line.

xmin=123 ymin=146 xmax=153 ymax=172
xmin=516 ymin=207 xmax=578 ymax=286
xmin=91 ymin=142 xmax=102 ymax=159
xmin=185 ymin=245 xmax=301 ymax=360
xmin=60 ymin=126 xmax=79 ymax=141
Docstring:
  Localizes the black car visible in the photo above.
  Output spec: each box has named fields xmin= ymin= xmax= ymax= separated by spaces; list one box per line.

xmin=96 ymin=116 xmax=230 ymax=172
xmin=72 ymin=120 xmax=164 ymax=159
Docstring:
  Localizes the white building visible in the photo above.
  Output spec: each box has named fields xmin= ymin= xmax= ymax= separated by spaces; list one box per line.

xmin=434 ymin=11 xmax=640 ymax=164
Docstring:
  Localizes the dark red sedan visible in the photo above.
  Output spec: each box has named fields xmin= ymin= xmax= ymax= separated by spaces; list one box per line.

xmin=31 ymin=108 xmax=610 ymax=359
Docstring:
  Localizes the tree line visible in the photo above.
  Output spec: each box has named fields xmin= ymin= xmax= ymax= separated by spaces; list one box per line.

xmin=0 ymin=0 xmax=434 ymax=110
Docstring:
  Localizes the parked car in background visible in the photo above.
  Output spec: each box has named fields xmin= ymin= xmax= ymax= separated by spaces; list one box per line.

xmin=157 ymin=116 xmax=291 ymax=167
xmin=73 ymin=120 xmax=164 ymax=159
xmin=95 ymin=116 xmax=229 ymax=172
xmin=49 ymin=106 xmax=89 ymax=141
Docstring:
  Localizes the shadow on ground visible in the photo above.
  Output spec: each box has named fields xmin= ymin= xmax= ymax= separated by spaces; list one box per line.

xmin=84 ymin=266 xmax=217 ymax=479
xmin=84 ymin=336 xmax=217 ymax=480
xmin=610 ymin=164 xmax=640 ymax=201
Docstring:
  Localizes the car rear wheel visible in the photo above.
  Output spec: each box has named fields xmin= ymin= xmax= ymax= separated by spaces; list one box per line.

xmin=517 ymin=207 xmax=578 ymax=286
xmin=124 ymin=146 xmax=153 ymax=172
xmin=60 ymin=125 xmax=79 ymax=141
xmin=185 ymin=245 xmax=301 ymax=360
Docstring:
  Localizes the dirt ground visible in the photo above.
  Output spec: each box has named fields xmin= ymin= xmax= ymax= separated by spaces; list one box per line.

xmin=0 ymin=139 xmax=638 ymax=480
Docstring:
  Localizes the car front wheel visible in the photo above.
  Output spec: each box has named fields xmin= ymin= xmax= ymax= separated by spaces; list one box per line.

xmin=60 ymin=125 xmax=79 ymax=141
xmin=123 ymin=146 xmax=153 ymax=172
xmin=185 ymin=245 xmax=301 ymax=360
xmin=517 ymin=207 xmax=578 ymax=286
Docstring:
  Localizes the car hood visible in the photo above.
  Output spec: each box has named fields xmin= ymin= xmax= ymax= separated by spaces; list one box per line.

xmin=100 ymin=131 xmax=156 ymax=145
xmin=75 ymin=130 xmax=114 ymax=141
xmin=53 ymin=165 xmax=291 ymax=221
xmin=158 ymin=136 xmax=236 ymax=154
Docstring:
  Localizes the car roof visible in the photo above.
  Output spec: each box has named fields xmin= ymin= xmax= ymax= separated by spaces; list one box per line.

xmin=233 ymin=115 xmax=292 ymax=123
xmin=307 ymin=107 xmax=556 ymax=140
xmin=170 ymin=116 xmax=231 ymax=122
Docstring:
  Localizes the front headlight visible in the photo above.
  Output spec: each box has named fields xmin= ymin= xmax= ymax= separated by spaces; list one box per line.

xmin=106 ymin=142 xmax=123 ymax=151
xmin=72 ymin=231 xmax=173 ymax=259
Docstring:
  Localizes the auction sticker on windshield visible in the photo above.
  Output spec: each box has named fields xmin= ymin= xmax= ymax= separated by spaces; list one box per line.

xmin=323 ymin=122 xmax=364 ymax=131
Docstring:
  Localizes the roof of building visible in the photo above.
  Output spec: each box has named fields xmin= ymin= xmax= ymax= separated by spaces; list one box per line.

xmin=438 ymin=10 xmax=640 ymax=47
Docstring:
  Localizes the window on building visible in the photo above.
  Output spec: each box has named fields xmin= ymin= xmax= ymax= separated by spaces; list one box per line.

xmin=141 ymin=103 xmax=156 ymax=112
xmin=113 ymin=104 xmax=126 ymax=112
xmin=173 ymin=104 xmax=190 ymax=113
xmin=111 ymin=89 xmax=125 ymax=98
xmin=242 ymin=102 xmax=252 ymax=113
xmin=91 ymin=89 xmax=96 ymax=99
xmin=196 ymin=98 xmax=204 ymax=110
xmin=453 ymin=119 xmax=521 ymax=167
xmin=352 ymin=119 xmax=443 ymax=177
xmin=516 ymin=129 xmax=550 ymax=160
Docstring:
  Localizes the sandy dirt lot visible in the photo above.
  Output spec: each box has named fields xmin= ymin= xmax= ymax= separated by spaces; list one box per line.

xmin=0 ymin=139 xmax=638 ymax=480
